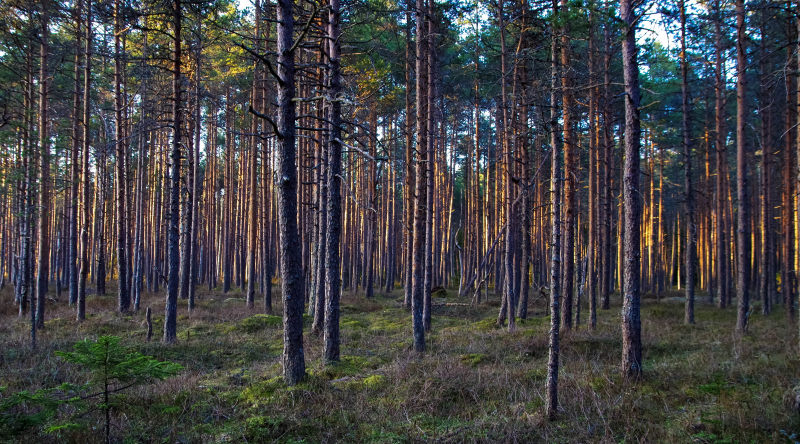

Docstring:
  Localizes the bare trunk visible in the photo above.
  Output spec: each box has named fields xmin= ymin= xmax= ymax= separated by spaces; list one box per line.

xmin=734 ymin=0 xmax=749 ymax=333
xmin=324 ymin=0 xmax=343 ymax=363
xmin=546 ymin=8 xmax=561 ymax=417
xmin=114 ymin=0 xmax=130 ymax=313
xmin=163 ymin=0 xmax=182 ymax=343
xmin=35 ymin=1 xmax=50 ymax=330
xmin=276 ymin=0 xmax=306 ymax=383
xmin=620 ymin=0 xmax=642 ymax=378
xmin=681 ymin=0 xmax=696 ymax=324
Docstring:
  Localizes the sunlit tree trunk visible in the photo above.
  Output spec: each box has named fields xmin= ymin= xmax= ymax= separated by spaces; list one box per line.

xmin=560 ymin=0 xmax=575 ymax=331
xmin=163 ymin=0 xmax=182 ymax=343
xmin=35 ymin=0 xmax=51 ymax=330
xmin=546 ymin=3 xmax=562 ymax=417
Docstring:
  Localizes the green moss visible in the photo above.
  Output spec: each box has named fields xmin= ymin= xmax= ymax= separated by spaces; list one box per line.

xmin=331 ymin=355 xmax=376 ymax=377
xmin=244 ymin=415 xmax=288 ymax=441
xmin=460 ymin=353 xmax=487 ymax=367
xmin=233 ymin=314 xmax=283 ymax=333
xmin=368 ymin=315 xmax=406 ymax=335
xmin=240 ymin=375 xmax=284 ymax=407
xmin=472 ymin=317 xmax=501 ymax=331
xmin=362 ymin=374 xmax=387 ymax=389
xmin=341 ymin=318 xmax=369 ymax=330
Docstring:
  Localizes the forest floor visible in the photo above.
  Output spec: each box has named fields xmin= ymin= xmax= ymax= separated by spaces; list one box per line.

xmin=1 ymin=285 xmax=799 ymax=443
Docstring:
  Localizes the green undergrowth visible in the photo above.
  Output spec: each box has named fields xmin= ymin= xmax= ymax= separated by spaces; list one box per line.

xmin=1 ymin=288 xmax=798 ymax=442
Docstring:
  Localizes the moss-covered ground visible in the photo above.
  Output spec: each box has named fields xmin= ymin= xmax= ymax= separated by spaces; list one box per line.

xmin=1 ymin=285 xmax=799 ymax=442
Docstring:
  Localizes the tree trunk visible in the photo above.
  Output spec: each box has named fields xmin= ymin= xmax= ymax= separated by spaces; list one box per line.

xmin=734 ymin=0 xmax=749 ymax=333
xmin=35 ymin=0 xmax=51 ymax=330
xmin=546 ymin=5 xmax=561 ymax=417
xmin=324 ymin=0 xmax=343 ymax=363
xmin=423 ymin=11 xmax=434 ymax=332
xmin=620 ymin=0 xmax=642 ymax=378
xmin=681 ymin=0 xmax=696 ymax=325
xmin=114 ymin=0 xmax=130 ymax=313
xmin=560 ymin=0 xmax=575 ymax=331
xmin=714 ymin=1 xmax=728 ymax=309
xmin=163 ymin=0 xmax=182 ymax=344
xmin=275 ymin=0 xmax=306 ymax=383
xmin=68 ymin=0 xmax=83 ymax=309
xmin=411 ymin=0 xmax=427 ymax=352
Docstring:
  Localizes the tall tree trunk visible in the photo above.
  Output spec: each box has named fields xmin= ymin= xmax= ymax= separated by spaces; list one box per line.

xmin=68 ymin=0 xmax=83 ymax=308
xmin=423 ymin=10 xmax=434 ymax=332
xmin=734 ymin=0 xmax=749 ymax=333
xmin=163 ymin=0 xmax=182 ymax=343
xmin=795 ymin=0 xmax=800 ymax=345
xmin=246 ymin=4 xmax=262 ymax=310
xmin=587 ymin=6 xmax=597 ymax=329
xmin=758 ymin=8 xmax=772 ymax=316
xmin=35 ymin=0 xmax=51 ymax=330
xmin=498 ymin=0 xmax=515 ymax=332
xmin=601 ymin=21 xmax=612 ymax=310
xmin=411 ymin=0 xmax=427 ymax=352
xmin=324 ymin=0 xmax=343 ymax=363
xmin=714 ymin=1 xmax=728 ymax=309
xmin=783 ymin=21 xmax=795 ymax=321
xmin=76 ymin=0 xmax=93 ymax=322
xmin=560 ymin=0 xmax=575 ymax=331
xmin=404 ymin=6 xmax=414 ymax=309
xmin=114 ymin=0 xmax=130 ymax=313
xmin=188 ymin=44 xmax=201 ymax=312
xmin=275 ymin=0 xmax=306 ymax=383
xmin=681 ymin=0 xmax=696 ymax=324
xmin=546 ymin=5 xmax=561 ymax=417
xmin=620 ymin=0 xmax=642 ymax=378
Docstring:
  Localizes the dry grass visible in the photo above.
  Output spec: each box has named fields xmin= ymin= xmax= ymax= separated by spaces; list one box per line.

xmin=1 ymin=284 xmax=799 ymax=443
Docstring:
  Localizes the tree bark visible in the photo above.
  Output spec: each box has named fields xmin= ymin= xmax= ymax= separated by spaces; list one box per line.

xmin=324 ymin=0 xmax=343 ymax=363
xmin=734 ymin=0 xmax=749 ymax=333
xmin=560 ymin=0 xmax=575 ymax=331
xmin=35 ymin=0 xmax=51 ymax=330
xmin=163 ymin=0 xmax=182 ymax=343
xmin=620 ymin=0 xmax=642 ymax=378
xmin=546 ymin=5 xmax=561 ymax=417
xmin=681 ymin=0 xmax=696 ymax=325
xmin=114 ymin=0 xmax=130 ymax=313
xmin=411 ymin=0 xmax=427 ymax=352
xmin=276 ymin=0 xmax=306 ymax=383
xmin=68 ymin=0 xmax=83 ymax=309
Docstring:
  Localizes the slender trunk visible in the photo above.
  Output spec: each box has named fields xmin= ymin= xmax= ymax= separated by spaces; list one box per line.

xmin=546 ymin=6 xmax=561 ymax=417
xmin=246 ymin=5 xmax=261 ymax=310
xmin=620 ymin=0 xmax=642 ymax=378
xmin=68 ymin=0 xmax=83 ymax=308
xmin=324 ymin=0 xmax=343 ymax=363
xmin=714 ymin=2 xmax=728 ymax=309
xmin=411 ymin=0 xmax=427 ymax=352
xmin=587 ymin=8 xmax=597 ymax=329
xmin=423 ymin=11 xmax=434 ymax=332
xmin=163 ymin=0 xmax=182 ymax=343
xmin=35 ymin=0 xmax=51 ymax=329
xmin=404 ymin=8 xmax=414 ymax=309
xmin=560 ymin=0 xmax=574 ymax=331
xmin=681 ymin=0 xmax=695 ymax=324
xmin=734 ymin=0 xmax=749 ymax=333
xmin=114 ymin=0 xmax=130 ymax=313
